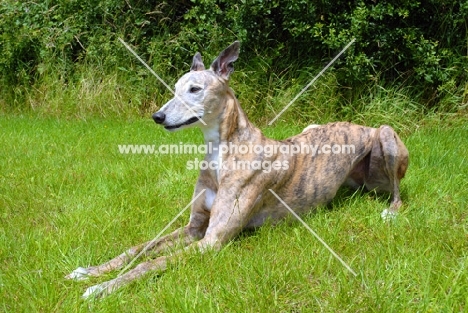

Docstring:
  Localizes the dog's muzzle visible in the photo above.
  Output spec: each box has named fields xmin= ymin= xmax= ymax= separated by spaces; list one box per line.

xmin=152 ymin=111 xmax=201 ymax=130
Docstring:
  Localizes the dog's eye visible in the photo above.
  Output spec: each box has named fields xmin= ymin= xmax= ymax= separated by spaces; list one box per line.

xmin=189 ymin=86 xmax=202 ymax=93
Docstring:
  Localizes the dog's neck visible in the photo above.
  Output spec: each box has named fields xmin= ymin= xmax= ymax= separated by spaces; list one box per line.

xmin=200 ymin=88 xmax=258 ymax=182
xmin=201 ymin=88 xmax=256 ymax=146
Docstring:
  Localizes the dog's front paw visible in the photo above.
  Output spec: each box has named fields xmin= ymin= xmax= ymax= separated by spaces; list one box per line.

xmin=381 ymin=209 xmax=397 ymax=221
xmin=82 ymin=282 xmax=111 ymax=299
xmin=65 ymin=267 xmax=90 ymax=281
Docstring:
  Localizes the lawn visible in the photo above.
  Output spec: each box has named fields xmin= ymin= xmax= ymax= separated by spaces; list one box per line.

xmin=0 ymin=114 xmax=467 ymax=312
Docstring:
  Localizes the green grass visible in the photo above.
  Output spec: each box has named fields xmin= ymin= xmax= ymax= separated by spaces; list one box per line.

xmin=1 ymin=113 xmax=467 ymax=312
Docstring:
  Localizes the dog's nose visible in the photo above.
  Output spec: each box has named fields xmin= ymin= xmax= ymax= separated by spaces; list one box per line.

xmin=152 ymin=112 xmax=166 ymax=124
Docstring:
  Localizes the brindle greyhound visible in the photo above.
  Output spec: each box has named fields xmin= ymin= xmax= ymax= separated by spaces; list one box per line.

xmin=67 ymin=41 xmax=409 ymax=298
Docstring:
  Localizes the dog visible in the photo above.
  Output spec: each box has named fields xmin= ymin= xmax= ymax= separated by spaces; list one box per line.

xmin=66 ymin=41 xmax=409 ymax=298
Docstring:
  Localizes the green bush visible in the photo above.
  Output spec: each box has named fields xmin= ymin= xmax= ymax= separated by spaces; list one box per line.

xmin=182 ymin=1 xmax=467 ymax=83
xmin=0 ymin=0 xmax=466 ymax=113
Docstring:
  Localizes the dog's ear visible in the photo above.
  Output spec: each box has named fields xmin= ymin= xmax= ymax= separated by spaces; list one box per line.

xmin=210 ymin=41 xmax=240 ymax=80
xmin=191 ymin=52 xmax=205 ymax=71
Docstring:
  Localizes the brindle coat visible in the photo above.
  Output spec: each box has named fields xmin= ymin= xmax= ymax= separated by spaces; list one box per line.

xmin=67 ymin=41 xmax=409 ymax=298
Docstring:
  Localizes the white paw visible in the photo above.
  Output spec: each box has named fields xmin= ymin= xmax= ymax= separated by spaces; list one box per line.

xmin=82 ymin=282 xmax=109 ymax=299
xmin=381 ymin=209 xmax=397 ymax=221
xmin=302 ymin=124 xmax=320 ymax=133
xmin=66 ymin=267 xmax=89 ymax=281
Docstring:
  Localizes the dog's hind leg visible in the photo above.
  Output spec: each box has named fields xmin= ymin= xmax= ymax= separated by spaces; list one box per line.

xmin=365 ymin=125 xmax=409 ymax=218
xmin=380 ymin=126 xmax=409 ymax=217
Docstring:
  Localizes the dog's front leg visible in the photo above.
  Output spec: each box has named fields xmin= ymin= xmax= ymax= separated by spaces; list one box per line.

xmin=66 ymin=226 xmax=196 ymax=281
xmin=82 ymin=220 xmax=248 ymax=300
xmin=81 ymin=253 xmax=177 ymax=298
xmin=198 ymin=184 xmax=263 ymax=250
xmin=81 ymin=232 xmax=227 ymax=299
xmin=81 ymin=184 xmax=260 ymax=298
xmin=67 ymin=185 xmax=211 ymax=281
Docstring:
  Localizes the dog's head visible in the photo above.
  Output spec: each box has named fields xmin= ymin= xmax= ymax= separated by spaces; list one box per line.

xmin=152 ymin=41 xmax=240 ymax=131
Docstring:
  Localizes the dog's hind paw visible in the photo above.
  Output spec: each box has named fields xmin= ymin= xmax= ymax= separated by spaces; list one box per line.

xmin=302 ymin=124 xmax=321 ymax=133
xmin=381 ymin=209 xmax=397 ymax=221
xmin=65 ymin=267 xmax=90 ymax=281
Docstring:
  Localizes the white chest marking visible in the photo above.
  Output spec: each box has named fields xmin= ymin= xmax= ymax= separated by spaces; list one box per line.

xmin=202 ymin=124 xmax=222 ymax=183
xmin=204 ymin=188 xmax=217 ymax=211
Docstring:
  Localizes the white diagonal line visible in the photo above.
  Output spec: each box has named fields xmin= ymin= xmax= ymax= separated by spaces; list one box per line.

xmin=268 ymin=38 xmax=356 ymax=125
xmin=118 ymin=37 xmax=206 ymax=126
xmin=117 ymin=189 xmax=206 ymax=276
xmin=269 ymin=189 xmax=358 ymax=277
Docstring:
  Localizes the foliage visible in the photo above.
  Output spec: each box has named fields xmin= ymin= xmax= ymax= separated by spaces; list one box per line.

xmin=184 ymin=0 xmax=467 ymax=89
xmin=0 ymin=0 xmax=467 ymax=114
